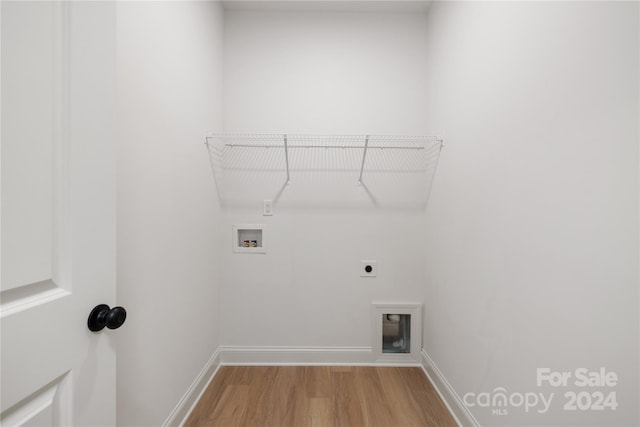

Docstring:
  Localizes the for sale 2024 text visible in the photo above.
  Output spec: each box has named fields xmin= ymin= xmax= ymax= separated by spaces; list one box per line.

xmin=537 ymin=368 xmax=618 ymax=411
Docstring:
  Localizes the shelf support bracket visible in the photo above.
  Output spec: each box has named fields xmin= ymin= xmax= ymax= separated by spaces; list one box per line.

xmin=284 ymin=134 xmax=291 ymax=184
xmin=358 ymin=135 xmax=369 ymax=185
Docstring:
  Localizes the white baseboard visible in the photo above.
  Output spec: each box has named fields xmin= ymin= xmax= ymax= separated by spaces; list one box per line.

xmin=162 ymin=348 xmax=222 ymax=427
xmin=219 ymin=345 xmax=382 ymax=365
xmin=420 ymin=349 xmax=480 ymax=427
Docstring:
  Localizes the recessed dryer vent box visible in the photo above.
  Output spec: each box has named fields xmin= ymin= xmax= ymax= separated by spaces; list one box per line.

xmin=372 ymin=303 xmax=422 ymax=363
xmin=232 ymin=224 xmax=266 ymax=254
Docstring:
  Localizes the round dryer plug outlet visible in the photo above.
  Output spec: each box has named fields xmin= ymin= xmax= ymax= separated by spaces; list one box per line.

xmin=360 ymin=260 xmax=377 ymax=277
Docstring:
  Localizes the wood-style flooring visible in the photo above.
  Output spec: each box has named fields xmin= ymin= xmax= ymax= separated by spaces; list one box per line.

xmin=184 ymin=366 xmax=458 ymax=427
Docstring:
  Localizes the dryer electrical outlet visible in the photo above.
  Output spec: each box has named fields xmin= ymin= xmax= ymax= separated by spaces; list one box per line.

xmin=360 ymin=260 xmax=377 ymax=277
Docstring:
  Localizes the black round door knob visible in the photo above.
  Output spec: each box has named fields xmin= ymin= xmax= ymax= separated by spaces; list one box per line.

xmin=88 ymin=304 xmax=127 ymax=332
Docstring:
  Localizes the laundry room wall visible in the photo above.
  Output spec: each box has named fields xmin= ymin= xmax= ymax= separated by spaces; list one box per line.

xmin=115 ymin=2 xmax=224 ymax=425
xmin=219 ymin=5 xmax=433 ymax=354
xmin=421 ymin=2 xmax=639 ymax=426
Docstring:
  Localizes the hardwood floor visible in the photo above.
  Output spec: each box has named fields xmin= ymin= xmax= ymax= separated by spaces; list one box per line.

xmin=184 ymin=366 xmax=457 ymax=427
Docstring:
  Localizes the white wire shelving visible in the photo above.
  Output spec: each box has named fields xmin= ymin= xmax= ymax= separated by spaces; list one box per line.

xmin=204 ymin=133 xmax=443 ymax=207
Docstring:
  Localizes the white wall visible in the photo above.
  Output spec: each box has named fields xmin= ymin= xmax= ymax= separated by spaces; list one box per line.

xmin=115 ymin=2 xmax=224 ymax=425
xmin=223 ymin=8 xmax=430 ymax=135
xmin=422 ymin=2 xmax=639 ymax=426
xmin=112 ymin=2 xmax=638 ymax=425
xmin=220 ymin=9 xmax=432 ymax=351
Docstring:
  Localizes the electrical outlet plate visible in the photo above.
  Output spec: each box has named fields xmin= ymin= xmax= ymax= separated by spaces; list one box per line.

xmin=263 ymin=199 xmax=273 ymax=216
xmin=360 ymin=260 xmax=377 ymax=277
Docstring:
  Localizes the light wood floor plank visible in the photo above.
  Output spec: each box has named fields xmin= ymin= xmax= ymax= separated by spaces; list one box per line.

xmin=184 ymin=366 xmax=457 ymax=427
xmin=308 ymin=398 xmax=332 ymax=427
xmin=376 ymin=367 xmax=430 ymax=427
xmin=206 ymin=385 xmax=249 ymax=427
xmin=331 ymin=369 xmax=364 ymax=426
xmin=354 ymin=367 xmax=395 ymax=427
xmin=305 ymin=366 xmax=332 ymax=399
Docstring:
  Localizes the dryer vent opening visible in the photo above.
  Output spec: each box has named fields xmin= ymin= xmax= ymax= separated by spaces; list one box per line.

xmin=382 ymin=314 xmax=411 ymax=354
xmin=372 ymin=303 xmax=422 ymax=363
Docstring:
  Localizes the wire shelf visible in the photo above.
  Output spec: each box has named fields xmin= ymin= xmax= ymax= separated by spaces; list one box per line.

xmin=205 ymin=133 xmax=443 ymax=208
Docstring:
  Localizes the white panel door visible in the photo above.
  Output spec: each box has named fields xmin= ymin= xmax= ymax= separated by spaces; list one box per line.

xmin=1 ymin=2 xmax=117 ymax=426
